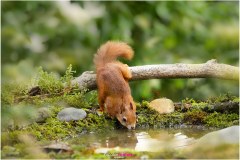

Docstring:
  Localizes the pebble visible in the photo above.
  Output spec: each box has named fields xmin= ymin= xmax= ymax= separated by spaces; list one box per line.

xmin=35 ymin=107 xmax=52 ymax=123
xmin=57 ymin=107 xmax=87 ymax=122
xmin=149 ymin=98 xmax=175 ymax=114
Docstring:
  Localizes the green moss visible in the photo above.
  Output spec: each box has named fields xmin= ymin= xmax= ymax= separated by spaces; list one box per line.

xmin=137 ymin=97 xmax=238 ymax=128
xmin=1 ymin=131 xmax=23 ymax=146
xmin=2 ymin=65 xmax=239 ymax=159
xmin=35 ymin=65 xmax=75 ymax=94
xmin=150 ymin=149 xmax=184 ymax=159
xmin=182 ymin=97 xmax=196 ymax=104
xmin=26 ymin=118 xmax=74 ymax=140
xmin=76 ymin=113 xmax=115 ymax=131
xmin=182 ymin=94 xmax=239 ymax=112
xmin=137 ymin=100 xmax=159 ymax=127
xmin=232 ymin=97 xmax=240 ymax=103
xmin=71 ymin=148 xmax=146 ymax=159
xmin=1 ymin=146 xmax=20 ymax=158
xmin=63 ymin=143 xmax=238 ymax=159
xmin=1 ymin=65 xmax=117 ymax=147
xmin=24 ymin=112 xmax=115 ymax=141
xmin=204 ymin=112 xmax=239 ymax=128
xmin=191 ymin=102 xmax=208 ymax=109
xmin=36 ymin=67 xmax=64 ymax=94
xmin=206 ymin=93 xmax=238 ymax=103
xmin=184 ymin=144 xmax=239 ymax=159
xmin=19 ymin=104 xmax=115 ymax=141
xmin=137 ymin=101 xmax=184 ymax=128
xmin=1 ymin=83 xmax=28 ymax=105
xmin=184 ymin=110 xmax=208 ymax=125
xmin=156 ymin=112 xmax=184 ymax=128
xmin=62 ymin=92 xmax=89 ymax=108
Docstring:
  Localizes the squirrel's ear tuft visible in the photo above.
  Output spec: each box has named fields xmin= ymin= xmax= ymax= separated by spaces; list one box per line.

xmin=130 ymin=103 xmax=133 ymax=110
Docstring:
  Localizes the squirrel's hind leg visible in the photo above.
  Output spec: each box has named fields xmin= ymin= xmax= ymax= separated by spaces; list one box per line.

xmin=116 ymin=62 xmax=132 ymax=80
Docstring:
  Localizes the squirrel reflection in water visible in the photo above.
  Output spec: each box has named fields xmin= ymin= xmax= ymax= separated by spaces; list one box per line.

xmin=101 ymin=130 xmax=138 ymax=149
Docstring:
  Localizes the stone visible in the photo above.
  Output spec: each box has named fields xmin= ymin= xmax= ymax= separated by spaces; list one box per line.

xmin=43 ymin=142 xmax=72 ymax=153
xmin=35 ymin=107 xmax=52 ymax=123
xmin=57 ymin=107 xmax=87 ymax=122
xmin=149 ymin=98 xmax=174 ymax=114
xmin=193 ymin=125 xmax=239 ymax=147
xmin=2 ymin=107 xmax=51 ymax=130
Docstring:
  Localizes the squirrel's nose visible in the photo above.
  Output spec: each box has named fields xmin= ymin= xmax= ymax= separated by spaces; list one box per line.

xmin=127 ymin=125 xmax=135 ymax=130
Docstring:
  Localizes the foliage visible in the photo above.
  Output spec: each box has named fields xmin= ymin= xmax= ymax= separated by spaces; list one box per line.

xmin=1 ymin=2 xmax=239 ymax=159
xmin=36 ymin=67 xmax=64 ymax=94
xmin=1 ymin=1 xmax=239 ymax=101
xmin=1 ymin=66 xmax=86 ymax=131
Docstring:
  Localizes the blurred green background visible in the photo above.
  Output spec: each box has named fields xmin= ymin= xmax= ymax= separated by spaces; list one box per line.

xmin=2 ymin=1 xmax=239 ymax=101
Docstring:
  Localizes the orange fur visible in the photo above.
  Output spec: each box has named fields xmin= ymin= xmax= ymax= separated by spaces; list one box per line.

xmin=94 ymin=41 xmax=136 ymax=129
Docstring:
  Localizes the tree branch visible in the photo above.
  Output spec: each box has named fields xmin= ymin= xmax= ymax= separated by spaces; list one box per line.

xmin=71 ymin=59 xmax=239 ymax=91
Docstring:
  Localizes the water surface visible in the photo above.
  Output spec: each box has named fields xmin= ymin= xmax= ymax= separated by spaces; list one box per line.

xmin=67 ymin=127 xmax=216 ymax=153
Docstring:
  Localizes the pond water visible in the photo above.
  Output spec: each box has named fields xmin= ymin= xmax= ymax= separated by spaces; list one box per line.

xmin=42 ymin=126 xmax=238 ymax=158
xmin=66 ymin=126 xmax=216 ymax=153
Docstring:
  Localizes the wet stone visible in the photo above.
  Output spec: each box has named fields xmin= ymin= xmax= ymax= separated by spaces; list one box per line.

xmin=43 ymin=142 xmax=72 ymax=153
xmin=193 ymin=125 xmax=239 ymax=147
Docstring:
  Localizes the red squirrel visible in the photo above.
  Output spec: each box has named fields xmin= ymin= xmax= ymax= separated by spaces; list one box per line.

xmin=94 ymin=41 xmax=137 ymax=130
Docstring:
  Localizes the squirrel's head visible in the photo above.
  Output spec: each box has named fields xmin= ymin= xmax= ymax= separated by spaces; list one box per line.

xmin=116 ymin=101 xmax=137 ymax=130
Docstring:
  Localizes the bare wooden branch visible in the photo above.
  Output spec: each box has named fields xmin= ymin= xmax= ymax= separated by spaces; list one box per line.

xmin=71 ymin=59 xmax=239 ymax=90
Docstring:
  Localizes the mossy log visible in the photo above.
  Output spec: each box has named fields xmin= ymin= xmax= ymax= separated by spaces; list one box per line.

xmin=71 ymin=59 xmax=239 ymax=90
xmin=136 ymin=99 xmax=239 ymax=128
xmin=203 ymin=101 xmax=239 ymax=113
xmin=174 ymin=101 xmax=239 ymax=114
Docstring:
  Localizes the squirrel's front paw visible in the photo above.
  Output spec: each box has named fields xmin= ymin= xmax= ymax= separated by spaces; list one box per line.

xmin=96 ymin=109 xmax=104 ymax=116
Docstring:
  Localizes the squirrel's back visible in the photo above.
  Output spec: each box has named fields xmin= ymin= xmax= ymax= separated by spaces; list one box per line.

xmin=94 ymin=41 xmax=136 ymax=130
xmin=94 ymin=41 xmax=134 ymax=68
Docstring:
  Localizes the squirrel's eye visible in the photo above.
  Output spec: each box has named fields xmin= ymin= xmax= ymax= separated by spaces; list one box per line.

xmin=123 ymin=117 xmax=127 ymax=122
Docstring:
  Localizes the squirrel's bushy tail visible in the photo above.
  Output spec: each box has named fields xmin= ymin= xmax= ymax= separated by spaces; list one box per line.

xmin=94 ymin=41 xmax=134 ymax=68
